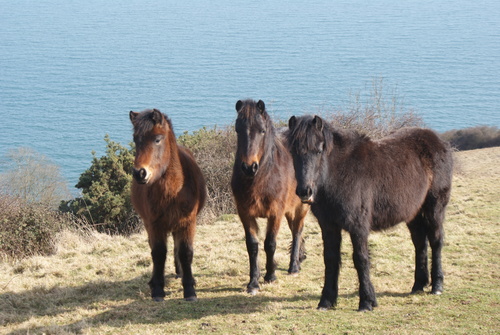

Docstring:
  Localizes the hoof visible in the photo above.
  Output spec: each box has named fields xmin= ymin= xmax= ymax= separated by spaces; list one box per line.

xmin=152 ymin=297 xmax=164 ymax=302
xmin=264 ymin=275 xmax=277 ymax=284
xmin=358 ymin=300 xmax=376 ymax=312
xmin=247 ymin=287 xmax=259 ymax=295
xmin=317 ymin=300 xmax=333 ymax=310
xmin=288 ymin=271 xmax=299 ymax=277
xmin=357 ymin=305 xmax=373 ymax=312
xmin=184 ymin=296 xmax=198 ymax=302
xmin=431 ymin=283 xmax=443 ymax=295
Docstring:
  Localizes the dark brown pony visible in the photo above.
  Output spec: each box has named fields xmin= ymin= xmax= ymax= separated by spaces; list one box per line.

xmin=287 ymin=115 xmax=453 ymax=311
xmin=231 ymin=99 xmax=309 ymax=294
xmin=129 ymin=109 xmax=206 ymax=301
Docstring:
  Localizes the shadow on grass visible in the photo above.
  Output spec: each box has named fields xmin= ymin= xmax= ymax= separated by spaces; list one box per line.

xmin=1 ymin=274 xmax=320 ymax=334
xmin=2 ymin=270 xmax=420 ymax=334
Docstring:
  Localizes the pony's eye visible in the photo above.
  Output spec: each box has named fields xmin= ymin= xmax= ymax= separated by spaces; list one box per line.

xmin=155 ymin=136 xmax=162 ymax=144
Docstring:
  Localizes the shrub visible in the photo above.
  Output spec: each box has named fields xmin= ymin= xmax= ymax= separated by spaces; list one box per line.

xmin=178 ymin=126 xmax=237 ymax=222
xmin=59 ymin=135 xmax=141 ymax=235
xmin=440 ymin=126 xmax=500 ymax=151
xmin=0 ymin=195 xmax=68 ymax=259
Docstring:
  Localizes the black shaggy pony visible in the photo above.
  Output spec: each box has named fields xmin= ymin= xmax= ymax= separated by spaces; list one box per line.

xmin=287 ymin=115 xmax=453 ymax=311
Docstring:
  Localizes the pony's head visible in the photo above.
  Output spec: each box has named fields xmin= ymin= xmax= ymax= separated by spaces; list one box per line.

xmin=129 ymin=109 xmax=174 ymax=184
xmin=287 ymin=115 xmax=331 ymax=203
xmin=234 ymin=99 xmax=274 ymax=177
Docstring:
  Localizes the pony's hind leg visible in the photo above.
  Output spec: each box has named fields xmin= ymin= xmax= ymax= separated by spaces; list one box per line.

xmin=425 ymin=196 xmax=448 ymax=295
xmin=286 ymin=208 xmax=307 ymax=275
xmin=173 ymin=233 xmax=183 ymax=279
xmin=407 ymin=214 xmax=430 ymax=293
xmin=174 ymin=226 xmax=197 ymax=301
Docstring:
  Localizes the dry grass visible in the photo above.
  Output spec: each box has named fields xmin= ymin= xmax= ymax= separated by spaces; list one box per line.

xmin=1 ymin=147 xmax=499 ymax=334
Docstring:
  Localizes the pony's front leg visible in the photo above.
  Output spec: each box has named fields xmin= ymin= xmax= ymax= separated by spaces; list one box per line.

xmin=318 ymin=223 xmax=342 ymax=310
xmin=242 ymin=216 xmax=260 ymax=294
xmin=174 ymin=226 xmax=197 ymax=301
xmin=149 ymin=238 xmax=167 ymax=301
xmin=264 ymin=215 xmax=281 ymax=283
xmin=350 ymin=231 xmax=378 ymax=311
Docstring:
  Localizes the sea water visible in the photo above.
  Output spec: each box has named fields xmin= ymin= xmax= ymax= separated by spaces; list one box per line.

xmin=1 ymin=0 xmax=499 ymax=188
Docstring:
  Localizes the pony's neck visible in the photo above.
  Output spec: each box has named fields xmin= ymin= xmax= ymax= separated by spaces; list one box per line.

xmin=160 ymin=134 xmax=184 ymax=197
xmin=258 ymin=129 xmax=279 ymax=171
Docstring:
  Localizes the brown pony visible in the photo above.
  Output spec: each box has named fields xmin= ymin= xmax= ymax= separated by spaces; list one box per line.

xmin=287 ymin=115 xmax=453 ymax=311
xmin=231 ymin=99 xmax=309 ymax=294
xmin=129 ymin=109 xmax=206 ymax=302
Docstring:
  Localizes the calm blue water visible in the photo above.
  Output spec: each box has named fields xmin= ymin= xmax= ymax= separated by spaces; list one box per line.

xmin=1 ymin=0 xmax=499 ymax=190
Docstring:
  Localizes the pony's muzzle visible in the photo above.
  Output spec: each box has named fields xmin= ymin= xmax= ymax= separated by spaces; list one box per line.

xmin=133 ymin=167 xmax=150 ymax=184
xmin=296 ymin=185 xmax=314 ymax=204
xmin=241 ymin=162 xmax=259 ymax=177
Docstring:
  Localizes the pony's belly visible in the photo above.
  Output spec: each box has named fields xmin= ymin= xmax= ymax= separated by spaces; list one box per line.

xmin=370 ymin=197 xmax=426 ymax=231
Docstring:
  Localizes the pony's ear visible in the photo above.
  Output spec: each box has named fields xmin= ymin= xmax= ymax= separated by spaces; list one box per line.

xmin=151 ymin=109 xmax=163 ymax=125
xmin=313 ymin=115 xmax=323 ymax=131
xmin=288 ymin=116 xmax=297 ymax=129
xmin=129 ymin=111 xmax=139 ymax=123
xmin=257 ymin=100 xmax=265 ymax=114
xmin=235 ymin=100 xmax=243 ymax=112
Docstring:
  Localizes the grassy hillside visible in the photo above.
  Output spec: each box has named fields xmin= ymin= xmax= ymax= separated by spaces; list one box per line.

xmin=1 ymin=147 xmax=499 ymax=334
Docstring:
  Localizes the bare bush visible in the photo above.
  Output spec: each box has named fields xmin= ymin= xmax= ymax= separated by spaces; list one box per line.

xmin=0 ymin=147 xmax=71 ymax=209
xmin=321 ymin=78 xmax=424 ymax=138
xmin=178 ymin=126 xmax=237 ymax=223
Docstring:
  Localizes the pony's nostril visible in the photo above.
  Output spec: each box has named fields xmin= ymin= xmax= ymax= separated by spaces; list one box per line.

xmin=133 ymin=168 xmax=148 ymax=183
xmin=241 ymin=162 xmax=258 ymax=177
xmin=139 ymin=168 xmax=147 ymax=180
xmin=296 ymin=186 xmax=313 ymax=202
